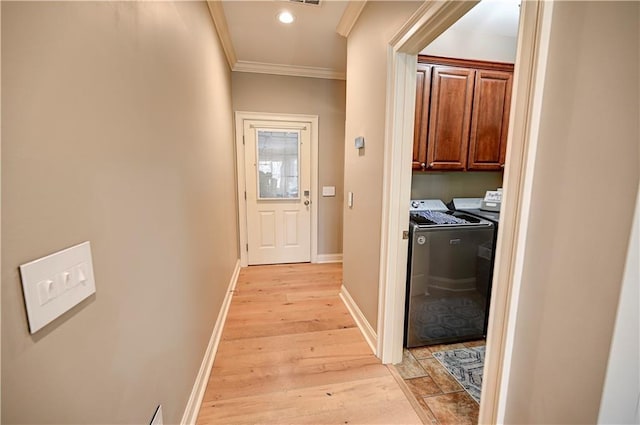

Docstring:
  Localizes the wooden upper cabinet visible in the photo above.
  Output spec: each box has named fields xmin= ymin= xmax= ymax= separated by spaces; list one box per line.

xmin=413 ymin=64 xmax=431 ymax=170
xmin=426 ymin=66 xmax=475 ymax=171
xmin=468 ymin=70 xmax=513 ymax=170
xmin=412 ymin=56 xmax=515 ymax=173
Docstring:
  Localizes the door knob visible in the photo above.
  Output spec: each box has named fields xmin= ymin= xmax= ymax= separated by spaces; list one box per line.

xmin=304 ymin=200 xmax=310 ymax=206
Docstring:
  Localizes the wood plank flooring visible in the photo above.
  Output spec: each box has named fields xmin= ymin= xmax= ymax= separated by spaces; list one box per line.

xmin=196 ymin=263 xmax=422 ymax=425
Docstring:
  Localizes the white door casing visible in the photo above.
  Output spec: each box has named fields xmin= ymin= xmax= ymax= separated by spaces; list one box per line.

xmin=235 ymin=112 xmax=319 ymax=267
xmin=244 ymin=120 xmax=311 ymax=265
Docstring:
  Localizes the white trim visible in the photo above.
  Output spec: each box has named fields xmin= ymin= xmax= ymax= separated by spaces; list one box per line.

xmin=491 ymin=2 xmax=553 ymax=423
xmin=336 ymin=0 xmax=367 ymax=37
xmin=314 ymin=253 xmax=343 ymax=264
xmin=376 ymin=50 xmax=416 ymax=364
xmin=233 ymin=61 xmax=346 ymax=81
xmin=235 ymin=112 xmax=319 ymax=267
xmin=180 ymin=260 xmax=241 ymax=425
xmin=389 ymin=1 xmax=478 ymax=54
xmin=206 ymin=0 xmax=237 ymax=69
xmin=339 ymin=285 xmax=377 ymax=355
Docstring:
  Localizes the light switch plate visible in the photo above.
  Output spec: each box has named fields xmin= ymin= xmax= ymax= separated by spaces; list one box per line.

xmin=322 ymin=186 xmax=336 ymax=197
xmin=19 ymin=241 xmax=96 ymax=334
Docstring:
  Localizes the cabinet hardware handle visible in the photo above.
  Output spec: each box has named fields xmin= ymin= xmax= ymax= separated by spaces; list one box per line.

xmin=420 ymin=162 xmax=426 ymax=169
xmin=430 ymin=163 xmax=434 ymax=167
xmin=500 ymin=164 xmax=505 ymax=168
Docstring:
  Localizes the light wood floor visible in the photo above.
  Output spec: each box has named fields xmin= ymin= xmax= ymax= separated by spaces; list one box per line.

xmin=196 ymin=263 xmax=422 ymax=425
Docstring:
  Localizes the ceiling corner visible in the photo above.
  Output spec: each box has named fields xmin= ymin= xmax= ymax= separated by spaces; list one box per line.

xmin=206 ymin=0 xmax=237 ymax=69
xmin=336 ymin=0 xmax=368 ymax=38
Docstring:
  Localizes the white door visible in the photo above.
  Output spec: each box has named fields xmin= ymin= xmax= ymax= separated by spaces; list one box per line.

xmin=243 ymin=119 xmax=311 ymax=265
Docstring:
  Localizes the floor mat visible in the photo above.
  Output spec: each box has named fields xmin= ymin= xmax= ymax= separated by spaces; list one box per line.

xmin=432 ymin=346 xmax=485 ymax=403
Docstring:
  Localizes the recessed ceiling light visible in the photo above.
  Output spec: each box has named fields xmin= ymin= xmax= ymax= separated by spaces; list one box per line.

xmin=277 ymin=11 xmax=295 ymax=24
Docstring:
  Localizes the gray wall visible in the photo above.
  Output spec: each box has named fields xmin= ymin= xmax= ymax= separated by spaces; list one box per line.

xmin=2 ymin=2 xmax=238 ymax=423
xmin=503 ymin=2 xmax=639 ymax=423
xmin=411 ymin=172 xmax=503 ymax=203
xmin=232 ymin=72 xmax=346 ymax=256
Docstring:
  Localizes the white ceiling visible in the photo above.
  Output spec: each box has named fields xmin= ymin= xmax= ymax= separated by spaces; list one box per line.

xmin=221 ymin=0 xmax=349 ymax=76
xmin=217 ymin=0 xmax=521 ymax=80
xmin=445 ymin=0 xmax=521 ymax=38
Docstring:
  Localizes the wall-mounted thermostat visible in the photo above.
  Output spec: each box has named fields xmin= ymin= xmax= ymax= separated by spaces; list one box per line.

xmin=354 ymin=136 xmax=365 ymax=149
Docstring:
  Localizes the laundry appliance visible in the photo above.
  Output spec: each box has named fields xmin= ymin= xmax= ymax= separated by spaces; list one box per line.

xmin=405 ymin=199 xmax=495 ymax=348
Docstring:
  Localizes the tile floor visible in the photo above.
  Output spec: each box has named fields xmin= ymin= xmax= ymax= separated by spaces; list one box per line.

xmin=393 ymin=340 xmax=486 ymax=425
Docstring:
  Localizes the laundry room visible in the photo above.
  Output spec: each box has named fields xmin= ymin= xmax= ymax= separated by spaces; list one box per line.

xmin=404 ymin=0 xmax=519 ymax=342
xmin=399 ymin=1 xmax=520 ymax=418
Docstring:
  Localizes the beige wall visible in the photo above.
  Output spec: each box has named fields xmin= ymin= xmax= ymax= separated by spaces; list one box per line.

xmin=342 ymin=1 xmax=422 ymax=330
xmin=231 ymin=72 xmax=345 ymax=255
xmin=503 ymin=2 xmax=639 ymax=423
xmin=1 ymin=2 xmax=238 ymax=424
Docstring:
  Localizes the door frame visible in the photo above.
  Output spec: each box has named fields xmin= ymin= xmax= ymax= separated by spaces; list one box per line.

xmin=377 ymin=1 xmax=552 ymax=424
xmin=235 ymin=111 xmax=319 ymax=267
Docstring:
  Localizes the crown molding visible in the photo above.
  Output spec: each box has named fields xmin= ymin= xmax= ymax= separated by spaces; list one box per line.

xmin=233 ymin=61 xmax=346 ymax=81
xmin=336 ymin=0 xmax=368 ymax=37
xmin=206 ymin=0 xmax=237 ymax=69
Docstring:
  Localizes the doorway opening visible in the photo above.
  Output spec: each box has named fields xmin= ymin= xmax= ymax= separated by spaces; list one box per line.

xmin=377 ymin=1 xmax=552 ymax=423
xmin=235 ymin=112 xmax=319 ymax=266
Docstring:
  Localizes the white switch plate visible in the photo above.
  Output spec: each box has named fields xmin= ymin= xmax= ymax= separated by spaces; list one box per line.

xmin=322 ymin=186 xmax=336 ymax=197
xmin=19 ymin=241 xmax=96 ymax=334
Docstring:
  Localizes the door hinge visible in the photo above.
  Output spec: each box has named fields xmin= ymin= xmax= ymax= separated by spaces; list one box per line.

xmin=402 ymin=230 xmax=409 ymax=240
xmin=242 ymin=135 xmax=245 ymax=145
xmin=246 ymin=243 xmax=248 ymax=251
xmin=244 ymin=191 xmax=247 ymax=200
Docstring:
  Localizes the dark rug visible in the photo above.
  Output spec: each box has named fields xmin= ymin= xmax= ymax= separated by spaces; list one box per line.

xmin=432 ymin=346 xmax=485 ymax=403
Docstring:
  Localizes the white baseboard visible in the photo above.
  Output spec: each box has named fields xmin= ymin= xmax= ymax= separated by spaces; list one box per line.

xmin=181 ymin=259 xmax=241 ymax=425
xmin=315 ymin=253 xmax=343 ymax=263
xmin=339 ymin=284 xmax=378 ymax=355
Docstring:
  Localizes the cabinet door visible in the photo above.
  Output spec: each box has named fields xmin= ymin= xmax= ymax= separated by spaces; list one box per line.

xmin=413 ymin=64 xmax=431 ymax=170
xmin=426 ymin=66 xmax=475 ymax=170
xmin=468 ymin=70 xmax=513 ymax=170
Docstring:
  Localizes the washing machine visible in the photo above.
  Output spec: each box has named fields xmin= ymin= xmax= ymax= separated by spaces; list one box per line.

xmin=405 ymin=199 xmax=495 ymax=348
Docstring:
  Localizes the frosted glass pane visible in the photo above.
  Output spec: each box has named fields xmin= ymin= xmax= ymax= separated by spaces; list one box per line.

xmin=257 ymin=130 xmax=300 ymax=199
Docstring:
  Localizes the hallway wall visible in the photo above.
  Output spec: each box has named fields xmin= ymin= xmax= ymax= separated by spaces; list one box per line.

xmin=342 ymin=1 xmax=422 ymax=330
xmin=502 ymin=2 xmax=639 ymax=423
xmin=1 ymin=2 xmax=238 ymax=423
xmin=232 ymin=72 xmax=346 ymax=256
